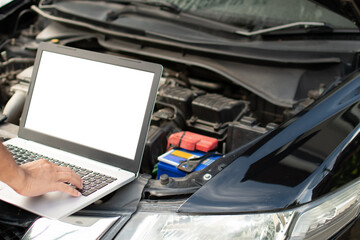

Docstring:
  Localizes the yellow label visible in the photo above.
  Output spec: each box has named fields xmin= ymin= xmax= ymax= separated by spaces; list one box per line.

xmin=171 ymin=150 xmax=194 ymax=159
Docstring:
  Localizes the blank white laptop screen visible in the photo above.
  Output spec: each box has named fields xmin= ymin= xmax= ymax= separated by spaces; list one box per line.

xmin=24 ymin=51 xmax=154 ymax=160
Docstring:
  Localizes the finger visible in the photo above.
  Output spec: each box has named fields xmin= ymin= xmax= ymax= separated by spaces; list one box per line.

xmin=55 ymin=166 xmax=76 ymax=173
xmin=57 ymin=167 xmax=82 ymax=180
xmin=36 ymin=158 xmax=55 ymax=165
xmin=56 ymin=183 xmax=81 ymax=197
xmin=55 ymin=166 xmax=83 ymax=182
xmin=56 ymin=171 xmax=83 ymax=189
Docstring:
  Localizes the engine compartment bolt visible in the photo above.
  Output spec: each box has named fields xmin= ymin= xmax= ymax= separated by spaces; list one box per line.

xmin=1 ymin=51 xmax=7 ymax=61
xmin=160 ymin=174 xmax=170 ymax=185
xmin=203 ymin=173 xmax=212 ymax=181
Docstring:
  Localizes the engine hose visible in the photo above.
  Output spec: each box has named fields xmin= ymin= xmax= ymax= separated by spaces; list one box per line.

xmin=3 ymin=90 xmax=27 ymax=124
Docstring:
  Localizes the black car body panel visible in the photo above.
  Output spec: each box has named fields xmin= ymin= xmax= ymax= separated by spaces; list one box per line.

xmin=179 ymin=70 xmax=360 ymax=213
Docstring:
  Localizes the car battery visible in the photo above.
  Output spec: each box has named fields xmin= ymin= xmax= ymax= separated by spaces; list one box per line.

xmin=167 ymin=131 xmax=218 ymax=152
xmin=157 ymin=149 xmax=222 ymax=179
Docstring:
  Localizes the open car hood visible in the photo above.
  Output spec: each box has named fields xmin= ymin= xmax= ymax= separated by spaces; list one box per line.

xmin=312 ymin=0 xmax=360 ymax=27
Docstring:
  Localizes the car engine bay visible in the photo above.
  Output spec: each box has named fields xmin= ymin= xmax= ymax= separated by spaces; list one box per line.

xmin=1 ymin=6 xmax=359 ymax=202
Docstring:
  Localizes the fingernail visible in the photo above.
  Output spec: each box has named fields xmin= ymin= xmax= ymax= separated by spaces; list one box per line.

xmin=77 ymin=192 xmax=81 ymax=197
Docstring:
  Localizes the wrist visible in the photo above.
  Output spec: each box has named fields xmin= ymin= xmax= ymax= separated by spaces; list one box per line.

xmin=3 ymin=164 xmax=27 ymax=194
xmin=0 ymin=143 xmax=28 ymax=194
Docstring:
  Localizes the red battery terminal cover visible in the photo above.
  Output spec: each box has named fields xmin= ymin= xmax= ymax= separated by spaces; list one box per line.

xmin=167 ymin=131 xmax=218 ymax=152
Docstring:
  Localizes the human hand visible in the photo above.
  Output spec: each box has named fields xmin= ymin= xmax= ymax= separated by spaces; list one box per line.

xmin=14 ymin=159 xmax=83 ymax=197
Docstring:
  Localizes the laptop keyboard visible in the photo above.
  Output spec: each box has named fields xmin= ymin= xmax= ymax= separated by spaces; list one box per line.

xmin=6 ymin=144 xmax=117 ymax=196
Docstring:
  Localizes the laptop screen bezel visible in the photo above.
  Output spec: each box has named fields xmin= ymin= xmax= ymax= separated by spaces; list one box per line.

xmin=18 ymin=43 xmax=162 ymax=174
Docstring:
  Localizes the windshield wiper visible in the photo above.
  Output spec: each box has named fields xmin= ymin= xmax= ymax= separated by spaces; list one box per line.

xmin=235 ymin=21 xmax=330 ymax=36
xmin=106 ymin=0 xmax=181 ymax=21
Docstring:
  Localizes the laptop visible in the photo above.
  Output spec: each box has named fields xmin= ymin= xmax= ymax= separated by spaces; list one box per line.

xmin=0 ymin=43 xmax=162 ymax=219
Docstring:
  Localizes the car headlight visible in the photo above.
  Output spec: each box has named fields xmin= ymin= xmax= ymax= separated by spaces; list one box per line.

xmin=116 ymin=211 xmax=294 ymax=240
xmin=290 ymin=178 xmax=360 ymax=239
xmin=116 ymin=179 xmax=360 ymax=240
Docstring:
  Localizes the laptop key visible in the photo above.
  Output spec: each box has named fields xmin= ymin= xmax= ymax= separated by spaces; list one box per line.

xmin=97 ymin=183 xmax=108 ymax=189
xmin=82 ymin=189 xmax=97 ymax=196
xmin=106 ymin=178 xmax=115 ymax=184
xmin=94 ymin=179 xmax=101 ymax=185
xmin=77 ymin=171 xmax=88 ymax=177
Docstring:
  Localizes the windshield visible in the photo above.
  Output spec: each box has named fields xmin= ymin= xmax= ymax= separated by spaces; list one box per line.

xmin=154 ymin=0 xmax=357 ymax=29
